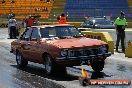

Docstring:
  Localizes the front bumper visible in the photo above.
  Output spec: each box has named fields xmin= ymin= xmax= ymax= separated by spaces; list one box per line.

xmin=55 ymin=52 xmax=111 ymax=66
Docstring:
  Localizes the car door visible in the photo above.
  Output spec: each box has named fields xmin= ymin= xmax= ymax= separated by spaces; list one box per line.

xmin=29 ymin=28 xmax=43 ymax=63
xmin=19 ymin=28 xmax=33 ymax=59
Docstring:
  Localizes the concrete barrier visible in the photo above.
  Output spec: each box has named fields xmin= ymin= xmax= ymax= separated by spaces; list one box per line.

xmin=81 ymin=31 xmax=114 ymax=54
xmin=125 ymin=42 xmax=132 ymax=58
xmin=84 ymin=29 xmax=132 ymax=48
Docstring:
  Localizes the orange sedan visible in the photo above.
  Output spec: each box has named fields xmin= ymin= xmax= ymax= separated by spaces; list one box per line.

xmin=10 ymin=24 xmax=111 ymax=75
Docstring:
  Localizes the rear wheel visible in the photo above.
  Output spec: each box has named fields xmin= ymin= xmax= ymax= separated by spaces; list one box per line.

xmin=91 ymin=60 xmax=104 ymax=72
xmin=16 ymin=51 xmax=28 ymax=68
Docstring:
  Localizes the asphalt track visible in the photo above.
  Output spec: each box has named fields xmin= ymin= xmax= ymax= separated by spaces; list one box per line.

xmin=0 ymin=28 xmax=132 ymax=88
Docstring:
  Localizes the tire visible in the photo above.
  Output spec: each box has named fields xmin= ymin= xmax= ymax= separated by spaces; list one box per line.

xmin=16 ymin=51 xmax=28 ymax=68
xmin=45 ymin=54 xmax=55 ymax=75
xmin=91 ymin=60 xmax=104 ymax=72
xmin=45 ymin=54 xmax=67 ymax=75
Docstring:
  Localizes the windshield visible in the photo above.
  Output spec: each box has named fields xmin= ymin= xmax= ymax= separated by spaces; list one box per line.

xmin=94 ymin=19 xmax=112 ymax=25
xmin=40 ymin=26 xmax=82 ymax=38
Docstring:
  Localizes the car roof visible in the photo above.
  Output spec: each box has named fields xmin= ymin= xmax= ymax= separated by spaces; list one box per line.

xmin=31 ymin=24 xmax=73 ymax=29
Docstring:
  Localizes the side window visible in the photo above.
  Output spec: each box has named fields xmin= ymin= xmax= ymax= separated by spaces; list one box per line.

xmin=31 ymin=29 xmax=40 ymax=39
xmin=21 ymin=28 xmax=32 ymax=41
xmin=40 ymin=28 xmax=49 ymax=38
xmin=49 ymin=28 xmax=56 ymax=37
xmin=40 ymin=27 xmax=56 ymax=38
xmin=89 ymin=21 xmax=93 ymax=25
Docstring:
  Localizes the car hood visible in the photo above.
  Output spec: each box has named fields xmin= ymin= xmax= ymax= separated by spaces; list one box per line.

xmin=44 ymin=37 xmax=107 ymax=49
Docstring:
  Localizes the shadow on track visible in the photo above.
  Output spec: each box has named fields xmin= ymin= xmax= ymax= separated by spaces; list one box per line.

xmin=91 ymin=71 xmax=112 ymax=79
xmin=11 ymin=64 xmax=78 ymax=81
xmin=11 ymin=64 xmax=112 ymax=82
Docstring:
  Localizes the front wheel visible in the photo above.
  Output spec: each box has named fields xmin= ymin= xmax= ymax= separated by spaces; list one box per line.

xmin=45 ymin=54 xmax=67 ymax=75
xmin=91 ymin=60 xmax=104 ymax=72
xmin=45 ymin=54 xmax=55 ymax=75
xmin=16 ymin=51 xmax=28 ymax=68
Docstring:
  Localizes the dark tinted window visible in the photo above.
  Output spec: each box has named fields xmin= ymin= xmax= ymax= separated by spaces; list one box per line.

xmin=40 ymin=26 xmax=82 ymax=38
xmin=31 ymin=28 xmax=40 ymax=39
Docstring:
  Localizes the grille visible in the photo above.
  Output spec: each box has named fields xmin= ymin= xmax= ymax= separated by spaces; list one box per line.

xmin=67 ymin=48 xmax=99 ymax=57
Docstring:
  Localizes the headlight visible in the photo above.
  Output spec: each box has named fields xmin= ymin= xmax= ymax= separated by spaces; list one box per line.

xmin=99 ymin=45 xmax=107 ymax=54
xmin=60 ymin=49 xmax=68 ymax=57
